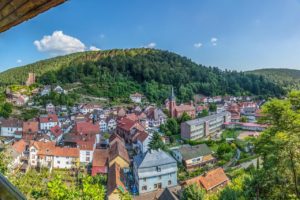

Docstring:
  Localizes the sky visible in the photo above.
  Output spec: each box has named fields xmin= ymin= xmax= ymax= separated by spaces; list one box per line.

xmin=1 ymin=0 xmax=300 ymax=72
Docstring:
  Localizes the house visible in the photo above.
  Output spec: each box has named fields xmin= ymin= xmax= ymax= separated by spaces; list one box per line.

xmin=106 ymin=117 xmax=117 ymax=131
xmin=146 ymin=107 xmax=167 ymax=127
xmin=22 ymin=120 xmax=39 ymax=134
xmin=108 ymin=140 xmax=130 ymax=168
xmin=49 ymin=125 xmax=63 ymax=141
xmin=78 ymin=141 xmax=95 ymax=164
xmin=171 ymin=144 xmax=216 ymax=171
xmin=224 ymin=122 xmax=267 ymax=131
xmin=181 ymin=111 xmax=231 ymax=140
xmin=117 ymin=117 xmax=145 ymax=143
xmin=182 ymin=168 xmax=230 ymax=192
xmin=8 ymin=139 xmax=28 ymax=171
xmin=53 ymin=85 xmax=66 ymax=94
xmin=74 ymin=121 xmax=99 ymax=135
xmin=46 ymin=103 xmax=55 ymax=113
xmin=29 ymin=141 xmax=79 ymax=169
xmin=79 ymin=103 xmax=101 ymax=114
xmin=166 ymin=87 xmax=195 ymax=118
xmin=0 ymin=118 xmax=23 ymax=138
xmin=40 ymin=85 xmax=51 ymax=96
xmin=107 ymin=163 xmax=128 ymax=200
xmin=99 ymin=119 xmax=107 ymax=132
xmin=16 ymin=95 xmax=29 ymax=106
xmin=130 ymin=92 xmax=143 ymax=103
xmin=133 ymin=150 xmax=178 ymax=194
xmin=39 ymin=114 xmax=58 ymax=130
xmin=91 ymin=149 xmax=109 ymax=176
xmin=133 ymin=131 xmax=151 ymax=154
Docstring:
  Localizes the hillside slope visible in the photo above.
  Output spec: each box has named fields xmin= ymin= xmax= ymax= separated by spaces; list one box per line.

xmin=0 ymin=49 xmax=285 ymax=103
xmin=247 ymin=68 xmax=300 ymax=90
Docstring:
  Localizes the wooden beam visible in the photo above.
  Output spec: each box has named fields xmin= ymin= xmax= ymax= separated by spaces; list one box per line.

xmin=0 ymin=0 xmax=66 ymax=33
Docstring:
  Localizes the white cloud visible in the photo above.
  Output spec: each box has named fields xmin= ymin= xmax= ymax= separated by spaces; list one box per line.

xmin=16 ymin=59 xmax=22 ymax=63
xmin=34 ymin=31 xmax=86 ymax=55
xmin=193 ymin=42 xmax=203 ymax=48
xmin=211 ymin=37 xmax=218 ymax=46
xmin=99 ymin=34 xmax=105 ymax=39
xmin=144 ymin=42 xmax=156 ymax=48
xmin=89 ymin=46 xmax=101 ymax=51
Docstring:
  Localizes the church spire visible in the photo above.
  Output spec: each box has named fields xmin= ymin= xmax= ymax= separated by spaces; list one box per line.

xmin=169 ymin=86 xmax=175 ymax=101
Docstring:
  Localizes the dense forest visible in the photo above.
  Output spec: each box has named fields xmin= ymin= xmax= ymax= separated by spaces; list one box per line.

xmin=0 ymin=49 xmax=285 ymax=103
xmin=247 ymin=68 xmax=300 ymax=90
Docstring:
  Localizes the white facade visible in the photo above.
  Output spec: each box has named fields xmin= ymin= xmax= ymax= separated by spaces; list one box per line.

xmin=99 ymin=119 xmax=107 ymax=132
xmin=79 ymin=150 xmax=94 ymax=164
xmin=40 ymin=121 xmax=58 ymax=130
xmin=1 ymin=126 xmax=22 ymax=137
xmin=107 ymin=119 xmax=117 ymax=131
xmin=53 ymin=156 xmax=76 ymax=169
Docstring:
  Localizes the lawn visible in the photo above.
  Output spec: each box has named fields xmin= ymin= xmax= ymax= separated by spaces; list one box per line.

xmin=221 ymin=129 xmax=240 ymax=140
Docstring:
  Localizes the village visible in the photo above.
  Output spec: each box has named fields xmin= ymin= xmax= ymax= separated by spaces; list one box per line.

xmin=0 ymin=73 xmax=267 ymax=200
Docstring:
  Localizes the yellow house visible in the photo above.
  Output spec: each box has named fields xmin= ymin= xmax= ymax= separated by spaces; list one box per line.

xmin=107 ymin=163 xmax=128 ymax=200
xmin=108 ymin=141 xmax=130 ymax=168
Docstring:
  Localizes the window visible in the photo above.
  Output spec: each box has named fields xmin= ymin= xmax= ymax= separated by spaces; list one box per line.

xmin=143 ymin=178 xmax=146 ymax=182
xmin=86 ymin=151 xmax=90 ymax=155
xmin=142 ymin=186 xmax=147 ymax=191
xmin=156 ymin=166 xmax=161 ymax=172
xmin=168 ymin=180 xmax=172 ymax=185
xmin=57 ymin=161 xmax=60 ymax=164
xmin=31 ymin=149 xmax=35 ymax=152
xmin=86 ymin=157 xmax=90 ymax=162
xmin=159 ymin=175 xmax=162 ymax=180
xmin=154 ymin=184 xmax=157 ymax=189
xmin=66 ymin=162 xmax=69 ymax=165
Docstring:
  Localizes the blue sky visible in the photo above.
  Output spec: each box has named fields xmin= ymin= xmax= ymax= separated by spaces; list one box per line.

xmin=1 ymin=0 xmax=300 ymax=71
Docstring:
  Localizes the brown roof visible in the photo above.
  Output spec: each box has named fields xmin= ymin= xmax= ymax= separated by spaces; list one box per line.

xmin=198 ymin=168 xmax=229 ymax=191
xmin=109 ymin=133 xmax=124 ymax=145
xmin=117 ymin=117 xmax=136 ymax=132
xmin=77 ymin=141 xmax=94 ymax=151
xmin=12 ymin=139 xmax=27 ymax=154
xmin=107 ymin=163 xmax=127 ymax=196
xmin=175 ymin=104 xmax=195 ymax=112
xmin=39 ymin=114 xmax=58 ymax=123
xmin=109 ymin=141 xmax=130 ymax=164
xmin=92 ymin=149 xmax=109 ymax=167
xmin=31 ymin=141 xmax=79 ymax=157
xmin=0 ymin=118 xmax=22 ymax=128
xmin=75 ymin=121 xmax=99 ymax=134
xmin=23 ymin=120 xmax=39 ymax=133
xmin=0 ymin=0 xmax=66 ymax=33
xmin=50 ymin=125 xmax=62 ymax=138
xmin=132 ymin=131 xmax=148 ymax=143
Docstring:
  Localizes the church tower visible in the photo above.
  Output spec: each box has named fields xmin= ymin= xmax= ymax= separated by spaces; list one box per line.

xmin=169 ymin=87 xmax=176 ymax=117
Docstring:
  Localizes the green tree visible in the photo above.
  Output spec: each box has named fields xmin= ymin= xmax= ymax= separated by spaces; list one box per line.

xmin=209 ymin=103 xmax=217 ymax=112
xmin=197 ymin=109 xmax=209 ymax=118
xmin=119 ymin=192 xmax=133 ymax=200
xmin=247 ymin=91 xmax=300 ymax=199
xmin=181 ymin=184 xmax=205 ymax=200
xmin=0 ymin=102 xmax=13 ymax=118
xmin=82 ymin=175 xmax=106 ymax=200
xmin=178 ymin=112 xmax=192 ymax=123
xmin=239 ymin=116 xmax=248 ymax=123
xmin=148 ymin=132 xmax=166 ymax=151
xmin=0 ymin=151 xmax=10 ymax=175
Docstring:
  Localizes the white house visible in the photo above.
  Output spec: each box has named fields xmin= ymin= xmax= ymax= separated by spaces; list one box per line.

xmin=46 ymin=103 xmax=55 ymax=113
xmin=40 ymin=86 xmax=51 ymax=96
xmin=78 ymin=142 xmax=95 ymax=164
xmin=0 ymin=118 xmax=23 ymax=138
xmin=106 ymin=118 xmax=117 ymax=131
xmin=39 ymin=114 xmax=58 ymax=130
xmin=29 ymin=141 xmax=79 ymax=170
xmin=99 ymin=119 xmax=107 ymax=132
xmin=130 ymin=93 xmax=143 ymax=103
xmin=53 ymin=85 xmax=66 ymax=94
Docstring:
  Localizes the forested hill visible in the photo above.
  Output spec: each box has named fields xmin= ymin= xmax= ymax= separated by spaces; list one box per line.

xmin=0 ymin=49 xmax=285 ymax=102
xmin=247 ymin=68 xmax=300 ymax=90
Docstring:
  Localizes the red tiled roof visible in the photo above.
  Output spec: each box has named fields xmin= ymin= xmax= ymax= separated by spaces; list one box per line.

xmin=39 ymin=114 xmax=58 ymax=123
xmin=92 ymin=149 xmax=109 ymax=167
xmin=31 ymin=141 xmax=79 ymax=157
xmin=176 ymin=104 xmax=195 ymax=112
xmin=75 ymin=121 xmax=99 ymax=134
xmin=117 ymin=118 xmax=137 ymax=132
xmin=12 ymin=139 xmax=27 ymax=154
xmin=0 ymin=118 xmax=22 ymax=127
xmin=50 ymin=125 xmax=63 ymax=138
xmin=199 ymin=168 xmax=229 ymax=191
xmin=23 ymin=120 xmax=39 ymax=133
xmin=132 ymin=131 xmax=148 ymax=143
xmin=77 ymin=140 xmax=94 ymax=151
